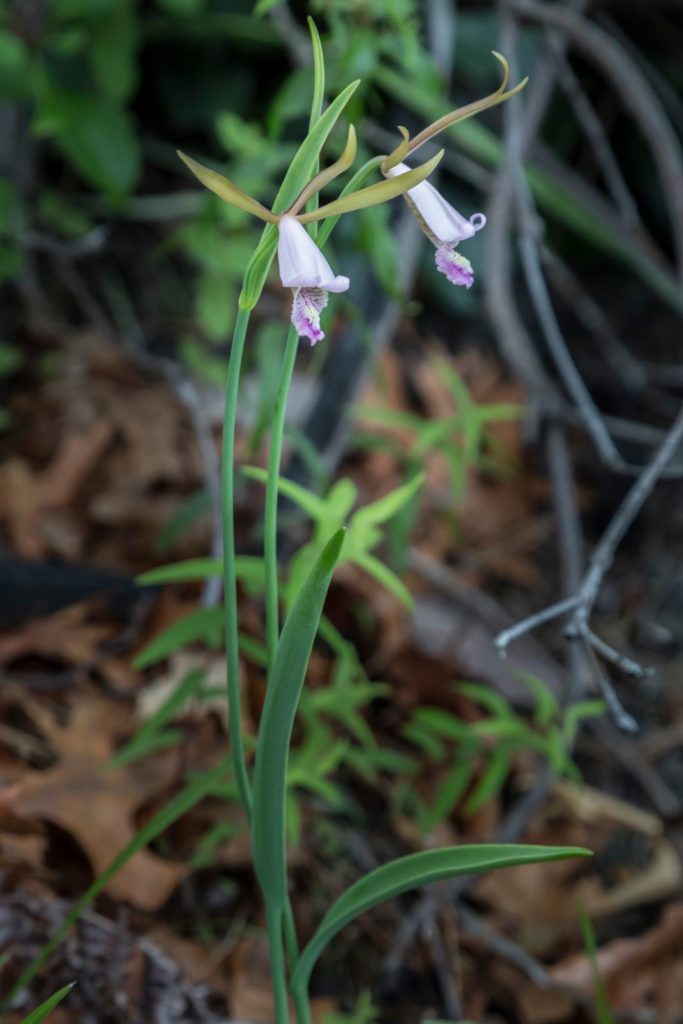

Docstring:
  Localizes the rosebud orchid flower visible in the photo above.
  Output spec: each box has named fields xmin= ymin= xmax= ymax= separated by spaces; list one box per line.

xmin=277 ymin=216 xmax=349 ymax=343
xmin=178 ymin=127 xmax=444 ymax=344
xmin=381 ymin=53 xmax=527 ymax=289
xmin=385 ymin=161 xmax=486 ymax=288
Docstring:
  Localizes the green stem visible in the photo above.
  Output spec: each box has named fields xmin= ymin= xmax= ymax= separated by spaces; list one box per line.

xmin=266 ymin=907 xmax=289 ymax=1024
xmin=264 ymin=326 xmax=300 ymax=669
xmin=264 ymin=327 xmax=306 ymax=1014
xmin=290 ymin=984 xmax=313 ymax=1024
xmin=222 ymin=306 xmax=253 ymax=819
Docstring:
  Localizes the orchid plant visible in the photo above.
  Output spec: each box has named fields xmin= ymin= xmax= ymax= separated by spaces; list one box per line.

xmin=167 ymin=22 xmax=588 ymax=1024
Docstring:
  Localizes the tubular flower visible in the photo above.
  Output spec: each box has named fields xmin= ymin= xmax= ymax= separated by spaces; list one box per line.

xmin=381 ymin=52 xmax=527 ymax=289
xmin=277 ymin=216 xmax=349 ymax=344
xmin=177 ymin=124 xmax=444 ymax=344
xmin=385 ymin=162 xmax=486 ymax=289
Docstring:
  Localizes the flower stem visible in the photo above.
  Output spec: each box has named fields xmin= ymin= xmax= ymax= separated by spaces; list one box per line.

xmin=290 ymin=983 xmax=313 ymax=1024
xmin=264 ymin=326 xmax=306 ymax=1013
xmin=222 ymin=306 xmax=252 ymax=819
xmin=264 ymin=325 xmax=299 ymax=669
xmin=266 ymin=907 xmax=289 ymax=1024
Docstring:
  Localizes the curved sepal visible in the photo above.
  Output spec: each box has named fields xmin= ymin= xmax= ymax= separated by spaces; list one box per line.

xmin=297 ymin=149 xmax=444 ymax=224
xmin=287 ymin=125 xmax=357 ymax=216
xmin=177 ymin=151 xmax=278 ymax=223
xmin=407 ymin=52 xmax=528 ymax=159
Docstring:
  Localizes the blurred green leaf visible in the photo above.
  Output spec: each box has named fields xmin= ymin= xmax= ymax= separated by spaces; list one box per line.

xmin=133 ymin=607 xmax=223 ymax=669
xmin=197 ymin=270 xmax=235 ymax=340
xmin=51 ymin=0 xmax=119 ymax=18
xmin=37 ymin=190 xmax=93 ymax=238
xmin=109 ymin=669 xmax=204 ymax=768
xmin=0 ymin=242 xmax=22 ymax=283
xmin=36 ymin=93 xmax=141 ymax=196
xmin=154 ymin=0 xmax=205 ymax=12
xmin=0 ymin=29 xmax=32 ymax=101
xmin=89 ymin=1 xmax=139 ymax=103
xmin=0 ymin=343 xmax=21 ymax=376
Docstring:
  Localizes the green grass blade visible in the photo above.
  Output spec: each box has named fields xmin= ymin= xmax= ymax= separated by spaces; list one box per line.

xmin=5 ymin=764 xmax=229 ymax=1006
xmin=352 ymin=474 xmax=424 ymax=529
xmin=108 ymin=668 xmax=204 ymax=768
xmin=243 ymin=465 xmax=328 ymax=520
xmin=133 ymin=607 xmax=223 ymax=670
xmin=19 ymin=983 xmax=76 ymax=1024
xmin=307 ymin=17 xmax=325 ymax=132
xmin=137 ymin=557 xmax=222 ymax=584
xmin=578 ymin=899 xmax=614 ymax=1024
xmin=291 ymin=844 xmax=591 ymax=995
xmin=252 ymin=529 xmax=345 ymax=912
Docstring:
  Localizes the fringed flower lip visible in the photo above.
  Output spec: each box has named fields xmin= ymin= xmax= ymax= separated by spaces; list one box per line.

xmin=380 ymin=52 xmax=527 ymax=289
xmin=277 ymin=217 xmax=349 ymax=344
xmin=177 ymin=126 xmax=444 ymax=343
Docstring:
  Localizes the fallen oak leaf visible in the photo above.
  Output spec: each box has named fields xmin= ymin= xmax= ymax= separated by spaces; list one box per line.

xmin=552 ymin=902 xmax=683 ymax=1023
xmin=0 ymin=692 xmax=186 ymax=910
xmin=0 ymin=422 xmax=113 ymax=560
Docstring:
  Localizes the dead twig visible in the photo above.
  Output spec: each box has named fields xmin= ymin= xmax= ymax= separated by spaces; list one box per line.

xmin=512 ymin=0 xmax=683 ymax=281
xmin=497 ymin=402 xmax=683 ymax=728
xmin=550 ymin=47 xmax=641 ymax=231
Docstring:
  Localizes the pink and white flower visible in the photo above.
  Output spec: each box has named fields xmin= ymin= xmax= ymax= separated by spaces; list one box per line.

xmin=385 ymin=161 xmax=486 ymax=289
xmin=277 ymin=216 xmax=349 ymax=345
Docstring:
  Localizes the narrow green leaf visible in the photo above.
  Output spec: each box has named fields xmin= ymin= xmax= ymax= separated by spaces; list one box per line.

xmin=243 ymin=465 xmax=328 ymax=520
xmin=291 ymin=844 xmax=591 ymax=995
xmin=516 ymin=673 xmax=559 ymax=728
xmin=252 ymin=530 xmax=345 ymax=911
xmin=464 ymin=744 xmax=514 ymax=814
xmin=352 ymin=474 xmax=424 ymax=530
xmin=108 ymin=669 xmax=204 ymax=768
xmin=354 ymin=552 xmax=413 ymax=610
xmin=137 ymin=557 xmax=223 ymax=584
xmin=456 ymin=681 xmax=514 ymax=720
xmin=578 ymin=900 xmax=614 ymax=1024
xmin=273 ymin=80 xmax=359 ymax=215
xmin=307 ymin=17 xmax=325 ymax=131
xmin=20 ymin=983 xmax=76 ymax=1024
xmin=421 ymin=758 xmax=475 ymax=833
xmin=133 ymin=607 xmax=223 ymax=669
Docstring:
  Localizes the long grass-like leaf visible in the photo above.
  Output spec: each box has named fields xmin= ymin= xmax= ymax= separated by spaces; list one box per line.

xmin=291 ymin=844 xmax=590 ymax=996
xmin=252 ymin=529 xmax=345 ymax=912
xmin=19 ymin=983 xmax=76 ymax=1024
xmin=578 ymin=899 xmax=614 ymax=1024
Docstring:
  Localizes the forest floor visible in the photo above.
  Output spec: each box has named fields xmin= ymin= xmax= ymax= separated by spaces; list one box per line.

xmin=0 ymin=313 xmax=681 ymax=1024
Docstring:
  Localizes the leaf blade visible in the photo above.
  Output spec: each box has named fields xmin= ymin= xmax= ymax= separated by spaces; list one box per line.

xmin=291 ymin=844 xmax=591 ymax=995
xmin=251 ymin=530 xmax=345 ymax=911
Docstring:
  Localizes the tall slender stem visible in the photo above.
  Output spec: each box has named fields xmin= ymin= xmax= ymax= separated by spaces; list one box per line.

xmin=222 ymin=306 xmax=253 ymax=819
xmin=266 ymin=907 xmax=289 ymax=1024
xmin=264 ymin=326 xmax=300 ymax=668
xmin=291 ymin=984 xmax=313 ymax=1024
xmin=264 ymin=326 xmax=304 ymax=999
